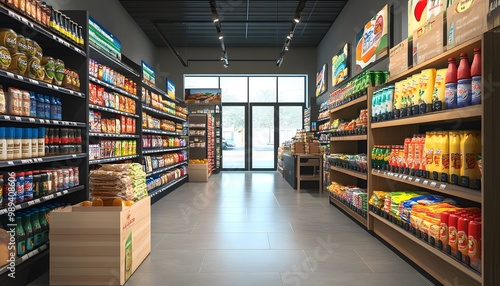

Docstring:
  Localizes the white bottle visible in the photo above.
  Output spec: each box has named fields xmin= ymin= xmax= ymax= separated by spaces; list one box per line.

xmin=6 ymin=127 xmax=14 ymax=160
xmin=13 ymin=128 xmax=22 ymax=159
xmin=31 ymin=128 xmax=38 ymax=158
xmin=38 ymin=127 xmax=45 ymax=157
xmin=22 ymin=128 xmax=32 ymax=159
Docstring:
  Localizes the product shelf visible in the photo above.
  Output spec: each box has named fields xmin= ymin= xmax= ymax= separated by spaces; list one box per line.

xmin=330 ymin=166 xmax=367 ymax=180
xmin=0 ymin=5 xmax=86 ymax=56
xmin=317 ymin=116 xmax=330 ymax=122
xmin=316 ymin=130 xmax=331 ymax=134
xmin=330 ymin=95 xmax=368 ymax=114
xmin=142 ymin=81 xmax=180 ymax=104
xmin=330 ymin=134 xmax=368 ymax=141
xmin=89 ymin=104 xmax=139 ymax=118
xmin=329 ymin=195 xmax=367 ymax=226
xmin=370 ymin=212 xmax=481 ymax=285
xmin=88 ymin=133 xmax=139 ymax=138
xmin=89 ymin=76 xmax=139 ymax=100
xmin=0 ymin=153 xmax=86 ymax=169
xmin=142 ymin=129 xmax=184 ymax=136
xmin=89 ymin=45 xmax=139 ymax=77
xmin=148 ymin=174 xmax=188 ymax=198
xmin=0 ymin=243 xmax=49 ymax=276
xmin=371 ymin=105 xmax=482 ymax=129
xmin=0 ymin=185 xmax=85 ymax=215
xmin=0 ymin=70 xmax=86 ymax=98
xmin=0 ymin=115 xmax=86 ymax=127
xmin=146 ymin=161 xmax=188 ymax=177
xmin=142 ymin=105 xmax=186 ymax=122
xmin=142 ymin=147 xmax=187 ymax=154
xmin=89 ymin=154 xmax=139 ymax=165
xmin=372 ymin=170 xmax=481 ymax=203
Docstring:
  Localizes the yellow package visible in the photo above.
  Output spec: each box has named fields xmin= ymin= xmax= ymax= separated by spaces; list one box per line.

xmin=411 ymin=74 xmax=421 ymax=107
xmin=433 ymin=68 xmax=447 ymax=110
xmin=394 ymin=81 xmax=402 ymax=111
xmin=369 ymin=190 xmax=387 ymax=208
xmin=419 ymin=69 xmax=436 ymax=110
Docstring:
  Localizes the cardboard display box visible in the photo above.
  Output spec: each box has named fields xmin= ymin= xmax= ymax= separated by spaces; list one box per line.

xmin=389 ymin=38 xmax=410 ymax=78
xmin=50 ymin=196 xmax=151 ymax=286
xmin=188 ymin=163 xmax=209 ymax=182
xmin=447 ymin=0 xmax=487 ymax=48
xmin=413 ymin=12 xmax=445 ymax=66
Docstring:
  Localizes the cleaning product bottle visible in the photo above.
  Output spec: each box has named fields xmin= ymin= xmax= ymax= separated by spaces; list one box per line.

xmin=457 ymin=53 xmax=472 ymax=108
xmin=445 ymin=58 xmax=458 ymax=109
xmin=471 ymin=48 xmax=481 ymax=105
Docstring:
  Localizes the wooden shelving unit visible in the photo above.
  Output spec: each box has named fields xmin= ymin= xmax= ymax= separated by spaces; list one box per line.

xmin=295 ymin=154 xmax=323 ymax=193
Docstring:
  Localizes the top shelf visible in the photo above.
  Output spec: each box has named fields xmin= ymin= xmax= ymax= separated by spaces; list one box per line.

xmin=387 ymin=35 xmax=482 ymax=84
xmin=330 ymin=95 xmax=368 ymax=114
xmin=0 ymin=6 xmax=86 ymax=57
xmin=90 ymin=45 xmax=140 ymax=78
xmin=142 ymin=81 xmax=180 ymax=104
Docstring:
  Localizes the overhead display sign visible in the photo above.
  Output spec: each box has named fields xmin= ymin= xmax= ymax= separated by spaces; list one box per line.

xmin=167 ymin=79 xmax=176 ymax=100
xmin=185 ymin=89 xmax=221 ymax=104
xmin=332 ymin=43 xmax=350 ymax=88
xmin=88 ymin=17 xmax=122 ymax=60
xmin=316 ymin=63 xmax=327 ymax=97
xmin=142 ymin=60 xmax=156 ymax=87
xmin=355 ymin=4 xmax=389 ymax=73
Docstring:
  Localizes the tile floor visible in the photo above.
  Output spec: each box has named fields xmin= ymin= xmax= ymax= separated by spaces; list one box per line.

xmin=29 ymin=172 xmax=435 ymax=286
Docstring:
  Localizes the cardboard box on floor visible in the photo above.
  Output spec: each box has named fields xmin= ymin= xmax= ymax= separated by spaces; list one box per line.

xmin=50 ymin=196 xmax=151 ymax=286
xmin=188 ymin=163 xmax=209 ymax=182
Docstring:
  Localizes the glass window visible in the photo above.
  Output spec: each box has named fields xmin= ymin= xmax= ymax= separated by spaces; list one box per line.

xmin=184 ymin=76 xmax=219 ymax=88
xmin=278 ymin=77 xmax=305 ymax=103
xmin=279 ymin=106 xmax=303 ymax=145
xmin=249 ymin=77 xmax=276 ymax=102
xmin=220 ymin=77 xmax=248 ymax=102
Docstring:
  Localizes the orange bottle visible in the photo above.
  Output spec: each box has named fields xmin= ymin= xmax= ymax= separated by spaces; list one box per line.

xmin=440 ymin=132 xmax=450 ymax=182
xmin=449 ymin=131 xmax=461 ymax=185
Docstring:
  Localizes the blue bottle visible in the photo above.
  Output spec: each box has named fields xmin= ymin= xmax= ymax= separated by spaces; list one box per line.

xmin=36 ymin=94 xmax=44 ymax=118
xmin=50 ymin=97 xmax=57 ymax=120
xmin=56 ymin=98 xmax=63 ymax=120
xmin=29 ymin=92 xmax=37 ymax=117
xmin=44 ymin=95 xmax=51 ymax=119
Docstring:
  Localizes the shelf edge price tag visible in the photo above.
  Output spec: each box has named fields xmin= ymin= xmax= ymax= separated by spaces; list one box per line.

xmin=63 ymin=190 xmax=68 ymax=195
xmin=430 ymin=182 xmax=437 ymax=187
xmin=439 ymin=184 xmax=447 ymax=190
xmin=15 ymin=117 xmax=21 ymax=121
xmin=28 ymin=118 xmax=35 ymax=122
xmin=6 ymin=71 xmax=14 ymax=78
xmin=34 ymin=199 xmax=41 ymax=204
xmin=16 ymin=75 xmax=23 ymax=80
xmin=403 ymin=175 xmax=408 ymax=180
xmin=414 ymin=178 xmax=420 ymax=183
xmin=423 ymin=180 xmax=429 ymax=185
xmin=407 ymin=176 xmax=413 ymax=181
xmin=27 ymin=200 xmax=35 ymax=206
xmin=7 ymin=161 xmax=14 ymax=166
xmin=29 ymin=79 xmax=39 ymax=85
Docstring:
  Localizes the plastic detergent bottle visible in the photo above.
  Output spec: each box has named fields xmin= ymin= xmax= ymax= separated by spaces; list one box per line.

xmin=471 ymin=48 xmax=481 ymax=105
xmin=457 ymin=53 xmax=471 ymax=108
xmin=445 ymin=58 xmax=457 ymax=109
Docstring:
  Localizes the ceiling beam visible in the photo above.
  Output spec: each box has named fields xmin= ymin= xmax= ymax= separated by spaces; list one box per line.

xmin=152 ymin=22 xmax=188 ymax=67
xmin=153 ymin=20 xmax=335 ymax=24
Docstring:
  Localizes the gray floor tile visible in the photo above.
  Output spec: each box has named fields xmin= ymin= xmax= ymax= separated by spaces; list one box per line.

xmin=281 ymin=272 xmax=434 ymax=286
xmin=201 ymin=250 xmax=311 ymax=273
xmin=155 ymin=233 xmax=270 ymax=250
xmin=214 ymin=221 xmax=293 ymax=233
xmin=135 ymin=272 xmax=283 ymax=286
xmin=135 ymin=249 xmax=207 ymax=273
xmin=303 ymin=249 xmax=373 ymax=273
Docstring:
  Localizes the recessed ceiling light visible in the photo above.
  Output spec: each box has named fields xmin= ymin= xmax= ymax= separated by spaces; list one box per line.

xmin=294 ymin=18 xmax=300 ymax=23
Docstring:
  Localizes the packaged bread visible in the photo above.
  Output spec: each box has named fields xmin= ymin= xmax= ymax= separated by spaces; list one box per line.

xmin=0 ymin=28 xmax=18 ymax=54
xmin=7 ymin=87 xmax=22 ymax=115
xmin=0 ymin=46 xmax=11 ymax=70
xmin=9 ymin=52 xmax=27 ymax=75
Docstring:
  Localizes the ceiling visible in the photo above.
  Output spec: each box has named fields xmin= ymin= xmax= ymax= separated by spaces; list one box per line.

xmin=118 ymin=0 xmax=349 ymax=48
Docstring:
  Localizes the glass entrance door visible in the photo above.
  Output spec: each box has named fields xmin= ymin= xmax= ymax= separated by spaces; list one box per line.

xmin=251 ymin=105 xmax=276 ymax=170
xmin=222 ymin=105 xmax=246 ymax=169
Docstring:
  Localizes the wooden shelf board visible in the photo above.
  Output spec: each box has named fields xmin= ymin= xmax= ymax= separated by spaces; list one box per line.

xmin=298 ymin=175 xmax=321 ymax=181
xmin=330 ymin=196 xmax=367 ymax=226
xmin=370 ymin=212 xmax=482 ymax=285
xmin=330 ymin=166 xmax=368 ymax=180
xmin=372 ymin=170 xmax=481 ymax=203
xmin=371 ymin=105 xmax=482 ymax=129
xmin=330 ymin=134 xmax=368 ymax=141
xmin=330 ymin=95 xmax=368 ymax=114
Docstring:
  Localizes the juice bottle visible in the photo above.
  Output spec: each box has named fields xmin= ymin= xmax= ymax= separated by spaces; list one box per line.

xmin=449 ymin=131 xmax=461 ymax=185
xmin=407 ymin=135 xmax=416 ymax=175
xmin=413 ymin=135 xmax=422 ymax=176
xmin=411 ymin=74 xmax=421 ymax=115
xmin=15 ymin=216 xmax=26 ymax=256
xmin=394 ymin=81 xmax=402 ymax=118
xmin=457 ymin=215 xmax=470 ymax=264
xmin=440 ymin=132 xmax=450 ymax=182
xmin=471 ymin=48 xmax=481 ymax=105
xmin=387 ymin=86 xmax=394 ymax=119
xmin=424 ymin=132 xmax=435 ymax=178
xmin=383 ymin=145 xmax=391 ymax=171
xmin=448 ymin=213 xmax=460 ymax=257
xmin=419 ymin=134 xmax=426 ymax=177
xmin=468 ymin=220 xmax=481 ymax=272
xmin=433 ymin=68 xmax=447 ymax=111
xmin=371 ymin=146 xmax=378 ymax=169
xmin=432 ymin=131 xmax=443 ymax=180
xmin=440 ymin=211 xmax=451 ymax=252
xmin=445 ymin=58 xmax=458 ymax=109
xmin=457 ymin=53 xmax=472 ymax=108
xmin=23 ymin=213 xmax=34 ymax=253
xmin=461 ymin=131 xmax=480 ymax=188
xmin=404 ymin=137 xmax=411 ymax=174
xmin=419 ymin=69 xmax=436 ymax=113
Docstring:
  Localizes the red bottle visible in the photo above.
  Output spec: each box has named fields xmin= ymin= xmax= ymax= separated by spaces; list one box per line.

xmin=457 ymin=216 xmax=470 ymax=264
xmin=448 ymin=213 xmax=459 ymax=257
xmin=439 ymin=211 xmax=451 ymax=251
xmin=445 ymin=58 xmax=458 ymax=109
xmin=457 ymin=53 xmax=471 ymax=107
xmin=468 ymin=220 xmax=481 ymax=272
xmin=471 ymin=48 xmax=482 ymax=105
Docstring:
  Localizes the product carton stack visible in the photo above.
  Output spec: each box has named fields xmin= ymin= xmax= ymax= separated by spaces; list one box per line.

xmin=291 ymin=130 xmax=321 ymax=155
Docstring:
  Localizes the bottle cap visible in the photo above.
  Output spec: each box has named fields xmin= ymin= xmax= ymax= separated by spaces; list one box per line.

xmin=0 ymin=127 xmax=5 ymax=139
xmin=448 ymin=57 xmax=456 ymax=62
xmin=474 ymin=47 xmax=481 ymax=53
xmin=38 ymin=127 xmax=45 ymax=138
xmin=32 ymin=128 xmax=38 ymax=138
xmin=16 ymin=128 xmax=23 ymax=139
xmin=460 ymin=52 xmax=468 ymax=58
xmin=23 ymin=128 xmax=32 ymax=139
xmin=6 ymin=127 xmax=14 ymax=138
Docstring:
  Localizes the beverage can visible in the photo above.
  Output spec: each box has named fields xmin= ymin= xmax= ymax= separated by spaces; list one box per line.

xmin=15 ymin=172 xmax=24 ymax=204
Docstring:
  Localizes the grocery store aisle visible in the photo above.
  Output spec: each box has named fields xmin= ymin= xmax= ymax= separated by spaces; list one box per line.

xmin=29 ymin=172 xmax=434 ymax=286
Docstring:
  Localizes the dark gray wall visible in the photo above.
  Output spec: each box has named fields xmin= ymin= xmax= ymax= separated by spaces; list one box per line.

xmin=155 ymin=46 xmax=317 ymax=103
xmin=316 ymin=0 xmax=408 ymax=105
xmin=46 ymin=0 xmax=157 ymax=65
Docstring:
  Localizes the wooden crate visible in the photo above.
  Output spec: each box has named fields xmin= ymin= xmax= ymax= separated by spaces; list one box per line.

xmin=49 ymin=196 xmax=151 ymax=285
xmin=188 ymin=163 xmax=209 ymax=182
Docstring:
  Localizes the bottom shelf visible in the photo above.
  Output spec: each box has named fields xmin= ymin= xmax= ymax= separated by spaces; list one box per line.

xmin=148 ymin=175 xmax=188 ymax=198
xmin=369 ymin=211 xmax=482 ymax=286
xmin=0 ymin=243 xmax=49 ymax=276
xmin=329 ymin=195 xmax=367 ymax=227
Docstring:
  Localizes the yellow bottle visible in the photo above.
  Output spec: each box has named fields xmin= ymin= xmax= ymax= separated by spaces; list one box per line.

xmin=449 ymin=131 xmax=461 ymax=185
xmin=424 ymin=131 xmax=435 ymax=177
xmin=420 ymin=69 xmax=436 ymax=113
xmin=461 ymin=131 xmax=480 ymax=188
xmin=433 ymin=68 xmax=447 ymax=110
xmin=440 ymin=132 xmax=450 ymax=182
xmin=394 ymin=81 xmax=402 ymax=117
xmin=433 ymin=131 xmax=443 ymax=180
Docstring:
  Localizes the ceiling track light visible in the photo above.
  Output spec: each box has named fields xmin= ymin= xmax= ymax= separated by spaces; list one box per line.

xmin=210 ymin=0 xmax=229 ymax=68
xmin=276 ymin=0 xmax=306 ymax=67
